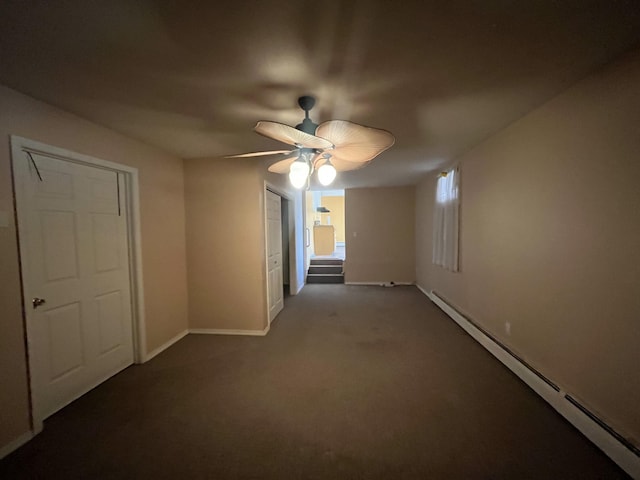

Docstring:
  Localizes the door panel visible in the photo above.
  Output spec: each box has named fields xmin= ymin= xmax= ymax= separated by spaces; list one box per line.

xmin=46 ymin=302 xmax=84 ymax=380
xmin=266 ymin=190 xmax=283 ymax=322
xmin=41 ymin=211 xmax=79 ymax=280
xmin=16 ymin=151 xmax=134 ymax=422
xmin=95 ymin=291 xmax=125 ymax=354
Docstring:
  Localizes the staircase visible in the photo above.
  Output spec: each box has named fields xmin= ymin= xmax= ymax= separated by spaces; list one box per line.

xmin=306 ymin=258 xmax=344 ymax=284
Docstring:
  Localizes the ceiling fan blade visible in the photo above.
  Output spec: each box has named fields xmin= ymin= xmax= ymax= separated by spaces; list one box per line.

xmin=315 ymin=156 xmax=368 ymax=172
xmin=316 ymin=120 xmax=395 ymax=163
xmin=225 ymin=149 xmax=292 ymax=158
xmin=268 ymin=156 xmax=299 ymax=174
xmin=333 ymin=157 xmax=369 ymax=172
xmin=255 ymin=121 xmax=333 ymax=149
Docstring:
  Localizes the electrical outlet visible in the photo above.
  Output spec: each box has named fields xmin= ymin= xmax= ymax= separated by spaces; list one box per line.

xmin=505 ymin=321 xmax=511 ymax=336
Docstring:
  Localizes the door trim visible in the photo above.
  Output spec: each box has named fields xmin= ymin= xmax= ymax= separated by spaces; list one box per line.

xmin=264 ymin=183 xmax=300 ymax=319
xmin=264 ymin=187 xmax=283 ymax=324
xmin=10 ymin=135 xmax=147 ymax=433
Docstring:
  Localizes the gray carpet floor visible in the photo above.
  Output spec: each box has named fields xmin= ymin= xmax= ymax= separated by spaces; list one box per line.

xmin=0 ymin=285 xmax=630 ymax=479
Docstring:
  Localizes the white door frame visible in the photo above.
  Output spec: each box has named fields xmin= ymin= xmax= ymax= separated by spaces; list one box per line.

xmin=263 ymin=182 xmax=300 ymax=307
xmin=10 ymin=136 xmax=147 ymax=433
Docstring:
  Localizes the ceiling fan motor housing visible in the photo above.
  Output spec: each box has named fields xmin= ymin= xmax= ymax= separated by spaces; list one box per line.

xmin=296 ymin=118 xmax=318 ymax=134
xmin=296 ymin=95 xmax=318 ymax=134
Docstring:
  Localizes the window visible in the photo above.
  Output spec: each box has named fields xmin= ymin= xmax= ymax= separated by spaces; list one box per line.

xmin=432 ymin=168 xmax=459 ymax=271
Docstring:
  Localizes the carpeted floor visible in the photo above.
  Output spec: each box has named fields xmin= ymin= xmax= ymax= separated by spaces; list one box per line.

xmin=0 ymin=285 xmax=630 ymax=479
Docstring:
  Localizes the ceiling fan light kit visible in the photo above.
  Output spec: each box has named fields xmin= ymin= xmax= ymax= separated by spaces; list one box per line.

xmin=288 ymin=151 xmax=312 ymax=189
xmin=317 ymin=159 xmax=337 ymax=186
xmin=227 ymin=96 xmax=395 ymax=189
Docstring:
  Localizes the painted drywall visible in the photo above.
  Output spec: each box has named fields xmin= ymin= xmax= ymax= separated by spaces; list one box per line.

xmin=0 ymin=85 xmax=188 ymax=452
xmin=184 ymin=158 xmax=269 ymax=331
xmin=305 ymin=191 xmax=316 ymax=269
xmin=292 ymin=189 xmax=306 ymax=293
xmin=345 ymin=186 xmax=415 ymax=284
xmin=416 ymin=49 xmax=640 ymax=445
xmin=321 ymin=196 xmax=346 ymax=243
xmin=184 ymin=160 xmax=304 ymax=328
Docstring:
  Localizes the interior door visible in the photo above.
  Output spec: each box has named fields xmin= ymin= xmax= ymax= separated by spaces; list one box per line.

xmin=266 ymin=190 xmax=283 ymax=322
xmin=15 ymin=151 xmax=134 ymax=423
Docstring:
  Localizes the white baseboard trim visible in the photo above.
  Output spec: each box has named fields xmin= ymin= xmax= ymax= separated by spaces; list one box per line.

xmin=418 ymin=285 xmax=640 ymax=479
xmin=0 ymin=430 xmax=33 ymax=460
xmin=345 ymin=281 xmax=415 ymax=286
xmin=144 ymin=329 xmax=189 ymax=362
xmin=189 ymin=325 xmax=270 ymax=337
xmin=415 ymin=284 xmax=430 ymax=297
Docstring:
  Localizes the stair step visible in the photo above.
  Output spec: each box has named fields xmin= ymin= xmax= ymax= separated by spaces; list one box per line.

xmin=306 ymin=273 xmax=345 ymax=284
xmin=310 ymin=259 xmax=343 ymax=266
xmin=308 ymin=265 xmax=343 ymax=274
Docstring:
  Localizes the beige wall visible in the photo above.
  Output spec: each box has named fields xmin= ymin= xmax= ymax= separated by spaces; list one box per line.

xmin=184 ymin=158 xmax=268 ymax=331
xmin=416 ymin=50 xmax=640 ymax=444
xmin=0 ymin=85 xmax=188 ymax=451
xmin=321 ymin=196 xmax=345 ymax=243
xmin=345 ymin=186 xmax=415 ymax=283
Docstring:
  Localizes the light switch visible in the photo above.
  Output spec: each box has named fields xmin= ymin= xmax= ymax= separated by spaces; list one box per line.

xmin=0 ymin=211 xmax=11 ymax=228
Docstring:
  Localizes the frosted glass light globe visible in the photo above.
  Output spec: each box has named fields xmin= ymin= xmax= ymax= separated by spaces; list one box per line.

xmin=289 ymin=160 xmax=310 ymax=189
xmin=317 ymin=162 xmax=337 ymax=186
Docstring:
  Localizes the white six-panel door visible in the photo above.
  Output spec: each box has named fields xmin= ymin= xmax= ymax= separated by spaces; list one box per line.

xmin=14 ymin=151 xmax=134 ymax=423
xmin=266 ymin=190 xmax=284 ymax=322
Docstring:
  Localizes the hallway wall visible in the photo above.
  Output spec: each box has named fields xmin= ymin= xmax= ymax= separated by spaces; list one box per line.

xmin=184 ymin=158 xmax=268 ymax=332
xmin=345 ymin=186 xmax=415 ymax=284
xmin=415 ymin=49 xmax=640 ymax=444
xmin=184 ymin=158 xmax=303 ymax=332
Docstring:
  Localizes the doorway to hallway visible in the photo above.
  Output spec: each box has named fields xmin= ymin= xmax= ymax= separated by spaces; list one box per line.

xmin=306 ymin=190 xmax=345 ymax=283
xmin=307 ymin=190 xmax=345 ymax=261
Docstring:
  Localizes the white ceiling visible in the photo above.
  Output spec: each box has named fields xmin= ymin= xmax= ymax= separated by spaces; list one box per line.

xmin=1 ymin=0 xmax=640 ymax=189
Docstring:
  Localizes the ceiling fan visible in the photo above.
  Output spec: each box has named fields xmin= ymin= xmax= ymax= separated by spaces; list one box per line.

xmin=226 ymin=95 xmax=395 ymax=188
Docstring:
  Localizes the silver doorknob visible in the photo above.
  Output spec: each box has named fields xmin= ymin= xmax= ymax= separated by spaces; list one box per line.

xmin=32 ymin=297 xmax=46 ymax=309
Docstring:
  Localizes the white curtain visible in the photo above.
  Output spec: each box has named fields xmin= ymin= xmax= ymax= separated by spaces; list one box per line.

xmin=432 ymin=168 xmax=459 ymax=271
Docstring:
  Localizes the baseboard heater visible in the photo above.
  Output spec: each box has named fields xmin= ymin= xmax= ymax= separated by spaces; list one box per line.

xmin=421 ymin=287 xmax=640 ymax=479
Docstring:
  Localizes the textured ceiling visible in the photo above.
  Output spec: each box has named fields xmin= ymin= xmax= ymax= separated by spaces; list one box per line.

xmin=1 ymin=0 xmax=640 ymax=189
